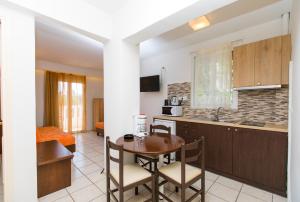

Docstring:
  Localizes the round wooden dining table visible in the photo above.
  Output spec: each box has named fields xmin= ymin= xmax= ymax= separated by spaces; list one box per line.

xmin=116 ymin=133 xmax=185 ymax=202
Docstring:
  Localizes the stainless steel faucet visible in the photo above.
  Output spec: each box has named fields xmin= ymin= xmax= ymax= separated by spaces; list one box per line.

xmin=214 ymin=107 xmax=223 ymax=121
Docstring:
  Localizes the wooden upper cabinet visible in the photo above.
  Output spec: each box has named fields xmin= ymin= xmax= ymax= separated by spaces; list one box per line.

xmin=254 ymin=36 xmax=282 ymax=86
xmin=233 ymin=43 xmax=255 ymax=88
xmin=233 ymin=35 xmax=291 ymax=88
xmin=281 ymin=34 xmax=292 ymax=85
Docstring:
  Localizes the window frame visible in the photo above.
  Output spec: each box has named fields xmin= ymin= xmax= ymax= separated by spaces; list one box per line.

xmin=191 ymin=50 xmax=237 ymax=110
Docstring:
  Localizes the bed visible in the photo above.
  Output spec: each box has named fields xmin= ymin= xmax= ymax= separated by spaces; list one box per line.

xmin=36 ymin=127 xmax=76 ymax=152
xmin=95 ymin=122 xmax=104 ymax=136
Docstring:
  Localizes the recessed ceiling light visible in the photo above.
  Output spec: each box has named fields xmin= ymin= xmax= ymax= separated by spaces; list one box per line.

xmin=188 ymin=16 xmax=210 ymax=31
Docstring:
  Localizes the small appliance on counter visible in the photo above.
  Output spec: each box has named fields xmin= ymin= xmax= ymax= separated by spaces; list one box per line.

xmin=133 ymin=114 xmax=147 ymax=136
xmin=162 ymin=96 xmax=183 ymax=116
xmin=162 ymin=106 xmax=183 ymax=116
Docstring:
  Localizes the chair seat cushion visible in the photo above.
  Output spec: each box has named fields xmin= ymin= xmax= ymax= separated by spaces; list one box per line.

xmin=111 ymin=164 xmax=152 ymax=187
xmin=159 ymin=161 xmax=202 ymax=184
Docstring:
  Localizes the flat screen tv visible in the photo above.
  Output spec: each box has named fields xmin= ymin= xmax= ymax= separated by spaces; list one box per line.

xmin=140 ymin=75 xmax=160 ymax=92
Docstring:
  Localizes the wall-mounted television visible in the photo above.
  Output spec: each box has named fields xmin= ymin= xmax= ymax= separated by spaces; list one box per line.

xmin=140 ymin=75 xmax=160 ymax=92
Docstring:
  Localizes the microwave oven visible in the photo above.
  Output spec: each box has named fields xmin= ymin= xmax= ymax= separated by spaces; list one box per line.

xmin=162 ymin=106 xmax=183 ymax=116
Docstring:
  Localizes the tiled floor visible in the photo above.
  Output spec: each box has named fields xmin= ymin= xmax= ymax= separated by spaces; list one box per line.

xmin=37 ymin=132 xmax=287 ymax=202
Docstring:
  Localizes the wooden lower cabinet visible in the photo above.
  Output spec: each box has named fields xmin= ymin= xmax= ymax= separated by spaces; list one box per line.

xmin=202 ymin=125 xmax=233 ymax=175
xmin=177 ymin=122 xmax=233 ymax=174
xmin=176 ymin=121 xmax=287 ymax=196
xmin=233 ymin=128 xmax=287 ymax=195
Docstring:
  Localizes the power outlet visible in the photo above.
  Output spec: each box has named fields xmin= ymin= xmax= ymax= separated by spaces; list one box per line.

xmin=179 ymin=96 xmax=188 ymax=101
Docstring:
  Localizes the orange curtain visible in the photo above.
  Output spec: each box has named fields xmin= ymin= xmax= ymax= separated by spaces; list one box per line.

xmin=44 ymin=71 xmax=59 ymax=127
xmin=44 ymin=71 xmax=86 ymax=132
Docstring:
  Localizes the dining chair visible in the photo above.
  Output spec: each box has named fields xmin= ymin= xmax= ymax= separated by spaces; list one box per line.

xmin=106 ymin=136 xmax=155 ymax=202
xmin=135 ymin=124 xmax=172 ymax=172
xmin=157 ymin=137 xmax=205 ymax=202
xmin=150 ymin=124 xmax=172 ymax=164
xmin=134 ymin=124 xmax=171 ymax=195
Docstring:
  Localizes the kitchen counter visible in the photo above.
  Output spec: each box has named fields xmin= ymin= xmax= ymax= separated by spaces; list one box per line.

xmin=153 ymin=115 xmax=288 ymax=133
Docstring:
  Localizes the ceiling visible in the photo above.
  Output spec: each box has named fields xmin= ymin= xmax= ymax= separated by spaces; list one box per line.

xmin=140 ymin=0 xmax=291 ymax=59
xmin=36 ymin=21 xmax=103 ymax=70
xmin=159 ymin=0 xmax=280 ymax=41
xmin=35 ymin=0 xmax=290 ymax=69
xmin=84 ymin=0 xmax=130 ymax=14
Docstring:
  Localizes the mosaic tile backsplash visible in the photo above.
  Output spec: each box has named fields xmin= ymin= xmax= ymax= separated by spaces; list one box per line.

xmin=168 ymin=82 xmax=288 ymax=125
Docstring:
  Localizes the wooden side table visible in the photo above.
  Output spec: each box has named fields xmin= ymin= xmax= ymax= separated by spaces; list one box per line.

xmin=37 ymin=140 xmax=73 ymax=197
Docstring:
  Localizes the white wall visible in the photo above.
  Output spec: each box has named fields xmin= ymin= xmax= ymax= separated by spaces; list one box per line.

xmin=140 ymin=18 xmax=283 ymax=126
xmin=35 ymin=60 xmax=103 ymax=130
xmin=290 ymin=0 xmax=300 ymax=200
xmin=0 ymin=6 xmax=37 ymax=201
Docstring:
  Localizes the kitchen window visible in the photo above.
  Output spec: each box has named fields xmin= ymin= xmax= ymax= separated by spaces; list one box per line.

xmin=192 ymin=44 xmax=236 ymax=109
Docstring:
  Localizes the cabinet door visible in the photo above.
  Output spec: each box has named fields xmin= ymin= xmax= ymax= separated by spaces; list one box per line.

xmin=205 ymin=125 xmax=233 ymax=174
xmin=233 ymin=43 xmax=255 ymax=88
xmin=233 ymin=128 xmax=287 ymax=193
xmin=176 ymin=121 xmax=192 ymax=143
xmin=176 ymin=121 xmax=191 ymax=162
xmin=254 ymin=36 xmax=282 ymax=86
xmin=281 ymin=34 xmax=291 ymax=85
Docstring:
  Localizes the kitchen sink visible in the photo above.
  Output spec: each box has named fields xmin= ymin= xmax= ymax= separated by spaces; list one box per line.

xmin=191 ymin=116 xmax=231 ymax=123
xmin=240 ymin=121 xmax=266 ymax=127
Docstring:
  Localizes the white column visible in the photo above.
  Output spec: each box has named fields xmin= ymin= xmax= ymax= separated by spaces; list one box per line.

xmin=0 ymin=7 xmax=37 ymax=202
xmin=103 ymin=35 xmax=140 ymax=161
xmin=290 ymin=0 xmax=300 ymax=201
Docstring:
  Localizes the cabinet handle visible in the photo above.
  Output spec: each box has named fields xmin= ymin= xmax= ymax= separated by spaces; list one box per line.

xmin=227 ymin=128 xmax=231 ymax=131
xmin=257 ymin=82 xmax=261 ymax=86
xmin=235 ymin=129 xmax=238 ymax=132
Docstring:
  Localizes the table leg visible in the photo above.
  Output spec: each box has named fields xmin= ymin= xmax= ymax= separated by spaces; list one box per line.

xmin=154 ymin=161 xmax=159 ymax=202
xmin=158 ymin=155 xmax=164 ymax=199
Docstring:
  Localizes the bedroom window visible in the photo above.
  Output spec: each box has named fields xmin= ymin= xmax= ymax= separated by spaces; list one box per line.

xmin=192 ymin=44 xmax=235 ymax=109
xmin=58 ymin=79 xmax=86 ymax=132
xmin=44 ymin=71 xmax=86 ymax=133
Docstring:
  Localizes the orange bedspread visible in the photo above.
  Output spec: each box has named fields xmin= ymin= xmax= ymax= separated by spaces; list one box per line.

xmin=95 ymin=122 xmax=104 ymax=129
xmin=36 ymin=127 xmax=75 ymax=146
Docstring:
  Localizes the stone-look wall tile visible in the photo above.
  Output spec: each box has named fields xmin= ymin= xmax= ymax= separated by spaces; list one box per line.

xmin=167 ymin=82 xmax=288 ymax=125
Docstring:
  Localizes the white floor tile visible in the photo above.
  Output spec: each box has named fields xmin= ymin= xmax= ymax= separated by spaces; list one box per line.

xmin=78 ymin=163 xmax=101 ymax=175
xmin=273 ymin=194 xmax=287 ymax=202
xmin=86 ymin=171 xmax=106 ymax=183
xmin=209 ymin=183 xmax=239 ymax=202
xmin=39 ymin=189 xmax=69 ymax=202
xmin=54 ymin=195 xmax=73 ymax=202
xmin=237 ymin=193 xmax=264 ymax=202
xmin=216 ymin=176 xmax=242 ymax=191
xmin=71 ymin=184 xmax=103 ymax=202
xmin=73 ymin=159 xmax=93 ymax=168
xmin=206 ymin=171 xmax=219 ymax=181
xmin=95 ymin=179 xmax=107 ymax=193
xmin=71 ymin=167 xmax=84 ymax=180
xmin=241 ymin=184 xmax=272 ymax=202
xmin=89 ymin=155 xmax=104 ymax=163
xmin=67 ymin=176 xmax=92 ymax=193
xmin=193 ymin=179 xmax=214 ymax=192
xmin=206 ymin=193 xmax=227 ymax=202
xmin=91 ymin=194 xmax=108 ymax=202
xmin=83 ymin=151 xmax=102 ymax=159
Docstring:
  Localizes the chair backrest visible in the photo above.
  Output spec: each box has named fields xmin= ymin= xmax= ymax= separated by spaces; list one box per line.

xmin=180 ymin=136 xmax=205 ymax=184
xmin=150 ymin=124 xmax=171 ymax=135
xmin=106 ymin=136 xmax=124 ymax=186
